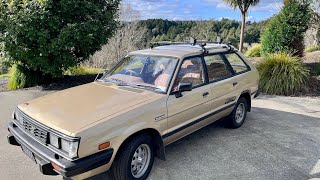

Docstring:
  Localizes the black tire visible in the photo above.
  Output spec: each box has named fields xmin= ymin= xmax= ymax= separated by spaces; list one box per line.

xmin=226 ymin=97 xmax=248 ymax=129
xmin=112 ymin=134 xmax=154 ymax=180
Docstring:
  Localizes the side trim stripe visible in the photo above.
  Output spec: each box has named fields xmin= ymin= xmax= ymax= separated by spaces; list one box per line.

xmin=162 ymin=103 xmax=236 ymax=138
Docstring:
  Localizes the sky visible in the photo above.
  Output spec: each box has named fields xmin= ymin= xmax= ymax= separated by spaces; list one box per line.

xmin=128 ymin=0 xmax=284 ymax=22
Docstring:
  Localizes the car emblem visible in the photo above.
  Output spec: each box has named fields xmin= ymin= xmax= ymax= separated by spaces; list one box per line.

xmin=155 ymin=114 xmax=166 ymax=121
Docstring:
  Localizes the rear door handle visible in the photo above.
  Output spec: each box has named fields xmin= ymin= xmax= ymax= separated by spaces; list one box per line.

xmin=233 ymin=82 xmax=238 ymax=86
xmin=203 ymin=92 xmax=209 ymax=97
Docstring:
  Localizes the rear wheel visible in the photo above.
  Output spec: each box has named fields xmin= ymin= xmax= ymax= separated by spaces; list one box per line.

xmin=112 ymin=134 xmax=154 ymax=180
xmin=226 ymin=97 xmax=248 ymax=128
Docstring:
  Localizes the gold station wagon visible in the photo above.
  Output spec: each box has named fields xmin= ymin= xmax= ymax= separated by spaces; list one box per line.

xmin=7 ymin=41 xmax=259 ymax=180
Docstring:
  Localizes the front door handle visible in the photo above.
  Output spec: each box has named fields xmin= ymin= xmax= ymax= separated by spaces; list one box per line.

xmin=203 ymin=92 xmax=209 ymax=97
xmin=233 ymin=82 xmax=238 ymax=86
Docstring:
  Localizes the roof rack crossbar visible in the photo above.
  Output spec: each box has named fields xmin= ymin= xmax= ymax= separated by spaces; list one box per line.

xmin=150 ymin=38 xmax=235 ymax=53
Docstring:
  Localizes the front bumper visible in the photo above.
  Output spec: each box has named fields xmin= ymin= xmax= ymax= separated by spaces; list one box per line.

xmin=7 ymin=122 xmax=113 ymax=177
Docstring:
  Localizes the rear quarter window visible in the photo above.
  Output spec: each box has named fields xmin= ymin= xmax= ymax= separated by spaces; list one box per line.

xmin=224 ymin=53 xmax=249 ymax=74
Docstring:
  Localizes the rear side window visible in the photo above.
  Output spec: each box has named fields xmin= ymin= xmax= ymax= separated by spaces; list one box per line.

xmin=204 ymin=54 xmax=232 ymax=82
xmin=224 ymin=53 xmax=249 ymax=74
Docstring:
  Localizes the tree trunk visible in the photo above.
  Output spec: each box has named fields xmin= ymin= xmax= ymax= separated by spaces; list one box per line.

xmin=239 ymin=13 xmax=246 ymax=52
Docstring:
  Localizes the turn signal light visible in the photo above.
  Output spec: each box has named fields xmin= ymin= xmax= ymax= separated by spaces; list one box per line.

xmin=51 ymin=162 xmax=62 ymax=171
xmin=98 ymin=141 xmax=110 ymax=150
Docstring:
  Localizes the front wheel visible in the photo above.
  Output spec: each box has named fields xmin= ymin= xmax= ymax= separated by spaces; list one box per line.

xmin=226 ymin=97 xmax=248 ymax=128
xmin=112 ymin=135 xmax=154 ymax=180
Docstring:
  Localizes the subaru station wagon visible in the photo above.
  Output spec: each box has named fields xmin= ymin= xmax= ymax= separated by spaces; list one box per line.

xmin=8 ymin=41 xmax=259 ymax=180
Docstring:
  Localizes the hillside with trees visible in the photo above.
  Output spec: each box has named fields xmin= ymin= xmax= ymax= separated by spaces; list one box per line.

xmin=138 ymin=19 xmax=268 ymax=48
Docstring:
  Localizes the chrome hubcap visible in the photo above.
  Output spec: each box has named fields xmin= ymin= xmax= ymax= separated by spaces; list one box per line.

xmin=235 ymin=103 xmax=245 ymax=123
xmin=131 ymin=144 xmax=151 ymax=178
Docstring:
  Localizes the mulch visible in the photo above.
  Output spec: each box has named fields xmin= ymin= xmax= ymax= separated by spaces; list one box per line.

xmin=298 ymin=76 xmax=320 ymax=97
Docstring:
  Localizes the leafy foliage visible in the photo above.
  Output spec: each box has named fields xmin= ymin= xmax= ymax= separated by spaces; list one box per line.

xmin=64 ymin=66 xmax=102 ymax=76
xmin=261 ymin=0 xmax=311 ymax=57
xmin=223 ymin=0 xmax=260 ymax=11
xmin=0 ymin=73 xmax=9 ymax=78
xmin=245 ymin=44 xmax=261 ymax=57
xmin=257 ymin=52 xmax=309 ymax=95
xmin=138 ymin=19 xmax=267 ymax=46
xmin=305 ymin=45 xmax=320 ymax=52
xmin=0 ymin=0 xmax=120 ymax=78
xmin=223 ymin=0 xmax=260 ymax=51
xmin=7 ymin=64 xmax=45 ymax=90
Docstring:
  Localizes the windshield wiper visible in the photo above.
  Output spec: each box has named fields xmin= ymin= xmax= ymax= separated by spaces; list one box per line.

xmin=134 ymin=84 xmax=163 ymax=91
xmin=103 ymin=78 xmax=129 ymax=86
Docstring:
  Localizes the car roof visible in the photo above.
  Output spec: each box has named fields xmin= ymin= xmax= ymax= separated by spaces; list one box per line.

xmin=129 ymin=43 xmax=235 ymax=59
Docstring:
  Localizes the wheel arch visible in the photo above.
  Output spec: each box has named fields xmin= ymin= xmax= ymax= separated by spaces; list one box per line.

xmin=115 ymin=128 xmax=166 ymax=161
xmin=240 ymin=90 xmax=251 ymax=112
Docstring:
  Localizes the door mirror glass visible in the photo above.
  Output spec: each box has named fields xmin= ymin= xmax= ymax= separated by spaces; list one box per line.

xmin=178 ymin=82 xmax=193 ymax=92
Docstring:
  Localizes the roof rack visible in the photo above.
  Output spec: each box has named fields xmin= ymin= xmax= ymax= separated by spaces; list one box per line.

xmin=150 ymin=37 xmax=235 ymax=53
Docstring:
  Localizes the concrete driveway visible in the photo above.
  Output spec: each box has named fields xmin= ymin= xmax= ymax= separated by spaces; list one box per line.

xmin=1 ymin=90 xmax=320 ymax=180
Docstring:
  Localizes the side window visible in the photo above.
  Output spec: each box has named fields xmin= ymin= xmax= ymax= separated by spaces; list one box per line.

xmin=174 ymin=57 xmax=204 ymax=89
xmin=204 ymin=54 xmax=232 ymax=82
xmin=224 ymin=53 xmax=249 ymax=74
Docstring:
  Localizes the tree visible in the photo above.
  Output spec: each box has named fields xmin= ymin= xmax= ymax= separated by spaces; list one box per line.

xmin=86 ymin=0 xmax=147 ymax=68
xmin=310 ymin=0 xmax=320 ymax=43
xmin=261 ymin=0 xmax=311 ymax=56
xmin=0 ymin=0 xmax=120 ymax=78
xmin=223 ymin=0 xmax=260 ymax=52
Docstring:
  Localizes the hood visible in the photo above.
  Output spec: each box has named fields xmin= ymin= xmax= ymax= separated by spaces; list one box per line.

xmin=18 ymin=82 xmax=157 ymax=135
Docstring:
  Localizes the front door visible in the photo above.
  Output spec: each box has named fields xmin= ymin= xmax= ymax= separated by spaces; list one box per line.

xmin=164 ymin=56 xmax=212 ymax=143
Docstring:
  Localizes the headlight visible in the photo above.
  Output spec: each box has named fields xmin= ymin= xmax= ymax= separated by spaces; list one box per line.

xmin=15 ymin=110 xmax=24 ymax=125
xmin=49 ymin=134 xmax=59 ymax=148
xmin=61 ymin=139 xmax=79 ymax=158
xmin=49 ymin=133 xmax=79 ymax=159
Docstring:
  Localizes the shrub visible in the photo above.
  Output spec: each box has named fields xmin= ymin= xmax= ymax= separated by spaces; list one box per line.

xmin=315 ymin=64 xmax=320 ymax=76
xmin=64 ymin=66 xmax=103 ymax=76
xmin=245 ymin=44 xmax=261 ymax=57
xmin=305 ymin=45 xmax=320 ymax=53
xmin=0 ymin=74 xmax=8 ymax=78
xmin=0 ymin=0 xmax=120 ymax=88
xmin=257 ymin=52 xmax=309 ymax=95
xmin=7 ymin=64 xmax=44 ymax=90
xmin=261 ymin=0 xmax=311 ymax=57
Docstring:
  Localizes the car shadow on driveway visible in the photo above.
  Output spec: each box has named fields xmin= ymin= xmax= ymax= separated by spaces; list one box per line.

xmin=88 ymin=107 xmax=320 ymax=180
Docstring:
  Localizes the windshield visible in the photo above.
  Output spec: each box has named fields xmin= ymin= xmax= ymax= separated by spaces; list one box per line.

xmin=102 ymin=55 xmax=178 ymax=93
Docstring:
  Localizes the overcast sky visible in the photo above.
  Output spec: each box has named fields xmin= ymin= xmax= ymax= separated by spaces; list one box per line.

xmin=128 ymin=0 xmax=284 ymax=21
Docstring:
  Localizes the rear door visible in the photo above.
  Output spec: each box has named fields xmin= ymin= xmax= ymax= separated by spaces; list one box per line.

xmin=223 ymin=52 xmax=253 ymax=96
xmin=204 ymin=53 xmax=238 ymax=115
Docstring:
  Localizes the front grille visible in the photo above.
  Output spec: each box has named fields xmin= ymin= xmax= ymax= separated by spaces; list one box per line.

xmin=17 ymin=110 xmax=48 ymax=144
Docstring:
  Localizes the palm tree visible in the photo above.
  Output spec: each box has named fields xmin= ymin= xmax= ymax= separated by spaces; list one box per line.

xmin=223 ymin=0 xmax=260 ymax=52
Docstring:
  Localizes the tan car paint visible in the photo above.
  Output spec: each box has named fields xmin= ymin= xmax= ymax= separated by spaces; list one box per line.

xmin=17 ymin=82 xmax=158 ymax=135
xmin=12 ymin=45 xmax=259 ymax=179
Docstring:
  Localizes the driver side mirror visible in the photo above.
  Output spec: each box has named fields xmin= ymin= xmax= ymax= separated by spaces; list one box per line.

xmin=178 ymin=82 xmax=192 ymax=92
xmin=175 ymin=82 xmax=192 ymax=98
